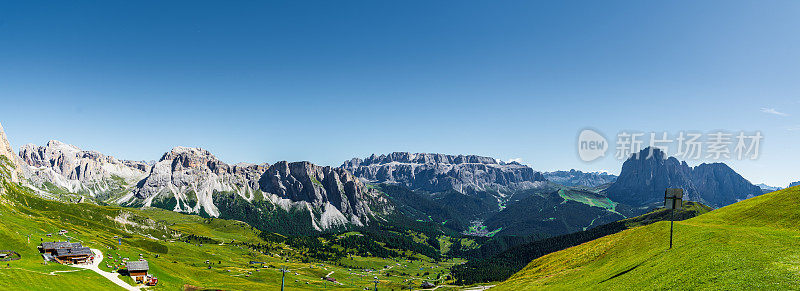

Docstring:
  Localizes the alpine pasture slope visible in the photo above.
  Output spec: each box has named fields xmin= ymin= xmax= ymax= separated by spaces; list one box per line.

xmin=0 ymin=156 xmax=460 ymax=290
xmin=494 ymin=186 xmax=800 ymax=290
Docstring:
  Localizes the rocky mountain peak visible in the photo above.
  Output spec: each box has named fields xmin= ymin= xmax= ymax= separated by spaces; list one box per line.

xmin=18 ymin=140 xmax=151 ymax=196
xmin=161 ymin=146 xmax=213 ymax=163
xmin=0 ymin=122 xmax=21 ymax=183
xmin=130 ymin=147 xmax=267 ymax=215
xmin=155 ymin=146 xmax=248 ymax=177
xmin=604 ymin=147 xmax=762 ymax=208
xmin=127 ymin=152 xmax=382 ymax=231
xmin=259 ymin=160 xmax=381 ymax=229
xmin=46 ymin=139 xmax=80 ymax=152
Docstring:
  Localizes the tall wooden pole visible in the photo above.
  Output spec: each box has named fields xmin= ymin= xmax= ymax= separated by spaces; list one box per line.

xmin=280 ymin=268 xmax=287 ymax=291
xmin=669 ymin=207 xmax=674 ymax=249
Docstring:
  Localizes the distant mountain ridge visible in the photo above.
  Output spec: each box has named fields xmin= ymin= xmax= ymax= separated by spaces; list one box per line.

xmin=19 ymin=140 xmax=149 ymax=199
xmin=605 ymin=147 xmax=762 ymax=208
xmin=7 ymin=137 xmax=766 ymax=238
xmin=341 ymin=152 xmax=644 ymax=238
xmin=15 ymin=140 xmax=389 ymax=233
xmin=543 ymin=170 xmax=617 ymax=187
xmin=342 ymin=152 xmax=548 ymax=195
xmin=756 ymin=183 xmax=782 ymax=192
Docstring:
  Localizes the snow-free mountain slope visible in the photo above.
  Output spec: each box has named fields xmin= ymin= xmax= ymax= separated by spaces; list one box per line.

xmin=495 ymin=187 xmax=800 ymax=290
xmin=18 ymin=140 xmax=149 ymax=198
xmin=127 ymin=146 xmax=266 ymax=216
xmin=604 ymin=147 xmax=762 ymax=208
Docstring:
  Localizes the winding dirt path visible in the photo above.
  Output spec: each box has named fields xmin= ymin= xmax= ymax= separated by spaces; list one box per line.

xmin=72 ymin=249 xmax=141 ymax=291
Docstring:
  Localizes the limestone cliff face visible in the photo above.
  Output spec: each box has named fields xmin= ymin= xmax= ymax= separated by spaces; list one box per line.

xmin=128 ymin=147 xmax=267 ymax=217
xmin=18 ymin=140 xmax=149 ymax=196
xmin=15 ymin=138 xmax=387 ymax=232
xmin=126 ymin=147 xmax=387 ymax=231
xmin=0 ymin=122 xmax=21 ymax=183
xmin=260 ymin=161 xmax=387 ymax=230
xmin=342 ymin=152 xmax=548 ymax=194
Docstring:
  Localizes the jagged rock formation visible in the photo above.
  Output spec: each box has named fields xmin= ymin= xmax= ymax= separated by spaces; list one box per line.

xmin=341 ymin=152 xmax=548 ymax=195
xmin=0 ymin=122 xmax=22 ymax=183
xmin=15 ymin=139 xmax=386 ymax=232
xmin=691 ymin=163 xmax=764 ymax=206
xmin=543 ymin=170 xmax=617 ymax=188
xmin=604 ymin=147 xmax=762 ymax=208
xmin=126 ymin=147 xmax=267 ymax=217
xmin=789 ymin=181 xmax=800 ymax=188
xmin=123 ymin=147 xmax=387 ymax=231
xmin=18 ymin=140 xmax=149 ymax=197
xmin=259 ymin=161 xmax=387 ymax=230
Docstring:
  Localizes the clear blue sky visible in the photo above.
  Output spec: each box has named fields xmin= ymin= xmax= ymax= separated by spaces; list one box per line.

xmin=1 ymin=1 xmax=798 ymax=186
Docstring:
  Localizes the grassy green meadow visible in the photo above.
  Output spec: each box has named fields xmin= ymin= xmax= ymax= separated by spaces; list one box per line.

xmin=495 ymin=186 xmax=800 ymax=290
xmin=0 ymin=177 xmax=461 ymax=290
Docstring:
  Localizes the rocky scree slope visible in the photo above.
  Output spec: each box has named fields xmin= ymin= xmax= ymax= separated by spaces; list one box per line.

xmin=125 ymin=146 xmax=266 ymax=216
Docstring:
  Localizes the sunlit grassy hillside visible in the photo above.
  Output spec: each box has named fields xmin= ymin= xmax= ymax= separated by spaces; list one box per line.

xmin=495 ymin=186 xmax=800 ymax=290
xmin=0 ymin=157 xmax=460 ymax=290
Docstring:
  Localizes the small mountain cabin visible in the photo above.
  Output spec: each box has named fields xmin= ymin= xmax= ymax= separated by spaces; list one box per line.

xmin=39 ymin=242 xmax=82 ymax=255
xmin=54 ymin=247 xmax=92 ymax=264
xmin=127 ymin=260 xmax=150 ymax=282
xmin=39 ymin=242 xmax=91 ymax=264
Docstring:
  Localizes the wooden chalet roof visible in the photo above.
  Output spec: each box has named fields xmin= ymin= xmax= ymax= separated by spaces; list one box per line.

xmin=41 ymin=241 xmax=82 ymax=250
xmin=127 ymin=260 xmax=149 ymax=272
xmin=55 ymin=247 xmax=92 ymax=257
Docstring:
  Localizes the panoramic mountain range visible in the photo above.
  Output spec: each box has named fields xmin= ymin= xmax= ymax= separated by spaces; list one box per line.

xmin=19 ymin=140 xmax=150 ymax=200
xmin=341 ymin=152 xmax=548 ymax=197
xmin=342 ymin=152 xmax=635 ymax=237
xmin=0 ymin=122 xmax=766 ymax=239
xmin=15 ymin=140 xmax=390 ymax=234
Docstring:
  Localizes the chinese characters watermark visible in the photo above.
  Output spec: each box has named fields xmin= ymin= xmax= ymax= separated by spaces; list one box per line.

xmin=578 ymin=129 xmax=763 ymax=162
